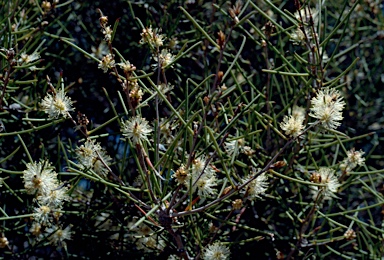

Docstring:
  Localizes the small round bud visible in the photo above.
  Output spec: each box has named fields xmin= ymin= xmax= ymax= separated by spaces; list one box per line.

xmin=0 ymin=237 xmax=9 ymax=248
xmin=232 ymin=199 xmax=242 ymax=210
xmin=243 ymin=146 xmax=256 ymax=156
xmin=217 ymin=71 xmax=224 ymax=83
xmin=41 ymin=1 xmax=51 ymax=12
xmin=344 ymin=229 xmax=356 ymax=240
xmin=261 ymin=39 xmax=267 ymax=47
xmin=310 ymin=172 xmax=322 ymax=183
xmin=99 ymin=16 xmax=108 ymax=27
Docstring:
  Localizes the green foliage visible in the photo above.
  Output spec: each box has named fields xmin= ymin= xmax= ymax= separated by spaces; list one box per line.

xmin=1 ymin=0 xmax=383 ymax=259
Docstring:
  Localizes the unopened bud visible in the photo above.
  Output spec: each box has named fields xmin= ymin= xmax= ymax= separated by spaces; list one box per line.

xmin=41 ymin=1 xmax=51 ymax=12
xmin=232 ymin=199 xmax=242 ymax=210
xmin=203 ymin=96 xmax=210 ymax=105
xmin=217 ymin=71 xmax=223 ymax=83
xmin=221 ymin=186 xmax=232 ymax=197
xmin=99 ymin=16 xmax=108 ymax=27
xmin=217 ymin=31 xmax=226 ymax=48
xmin=0 ymin=237 xmax=9 ymax=248
xmin=310 ymin=172 xmax=322 ymax=183
xmin=271 ymin=161 xmax=286 ymax=169
xmin=344 ymin=229 xmax=356 ymax=240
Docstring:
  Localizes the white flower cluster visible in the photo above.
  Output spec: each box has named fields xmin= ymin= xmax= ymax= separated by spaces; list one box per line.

xmin=76 ymin=139 xmax=112 ymax=178
xmin=23 ymin=160 xmax=71 ymax=247
xmin=139 ymin=26 xmax=175 ymax=70
xmin=241 ymin=167 xmax=269 ymax=200
xmin=311 ymin=168 xmax=341 ymax=201
xmin=153 ymin=49 xmax=175 ymax=69
xmin=190 ymin=155 xmax=218 ymax=198
xmin=280 ymin=105 xmax=306 ymax=138
xmin=128 ymin=217 xmax=165 ymax=254
xmin=98 ymin=53 xmax=115 ymax=73
xmin=340 ymin=149 xmax=365 ymax=172
xmin=280 ymin=115 xmax=304 ymax=138
xmin=309 ymin=87 xmax=345 ymax=130
xmin=290 ymin=27 xmax=306 ymax=44
xmin=173 ymin=155 xmax=218 ymax=199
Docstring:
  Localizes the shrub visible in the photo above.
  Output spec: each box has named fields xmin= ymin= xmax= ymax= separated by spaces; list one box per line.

xmin=1 ymin=0 xmax=383 ymax=259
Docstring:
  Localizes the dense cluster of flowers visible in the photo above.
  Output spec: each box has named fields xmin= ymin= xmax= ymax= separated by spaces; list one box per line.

xmin=22 ymin=160 xmax=71 ymax=247
xmin=140 ymin=26 xmax=165 ymax=49
xmin=0 ymin=3 xmax=372 ymax=258
xmin=188 ymin=155 xmax=218 ymax=198
xmin=153 ymin=49 xmax=175 ymax=69
xmin=340 ymin=149 xmax=365 ymax=172
xmin=241 ymin=168 xmax=269 ymax=200
xmin=309 ymin=87 xmax=345 ymax=130
xmin=76 ymin=139 xmax=112 ymax=177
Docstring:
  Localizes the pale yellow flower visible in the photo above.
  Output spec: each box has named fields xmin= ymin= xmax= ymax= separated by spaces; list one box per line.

xmin=118 ymin=60 xmax=136 ymax=73
xmin=30 ymin=222 xmax=43 ymax=237
xmin=37 ymin=185 xmax=68 ymax=208
xmin=224 ymin=138 xmax=245 ymax=157
xmin=33 ymin=205 xmax=52 ymax=225
xmin=195 ymin=175 xmax=217 ymax=198
xmin=173 ymin=164 xmax=189 ymax=185
xmin=290 ymin=27 xmax=305 ymax=44
xmin=102 ymin=25 xmax=112 ymax=42
xmin=292 ymin=106 xmax=306 ymax=121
